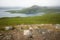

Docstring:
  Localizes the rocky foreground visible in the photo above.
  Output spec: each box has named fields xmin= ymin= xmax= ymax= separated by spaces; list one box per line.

xmin=0 ymin=24 xmax=60 ymax=40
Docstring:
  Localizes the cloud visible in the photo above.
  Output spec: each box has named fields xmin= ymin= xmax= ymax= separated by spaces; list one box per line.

xmin=0 ymin=0 xmax=60 ymax=7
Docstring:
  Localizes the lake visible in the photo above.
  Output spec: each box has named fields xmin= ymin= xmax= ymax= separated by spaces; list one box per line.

xmin=0 ymin=7 xmax=44 ymax=18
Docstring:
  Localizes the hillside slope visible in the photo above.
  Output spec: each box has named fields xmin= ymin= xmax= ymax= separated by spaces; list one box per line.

xmin=0 ymin=13 xmax=60 ymax=26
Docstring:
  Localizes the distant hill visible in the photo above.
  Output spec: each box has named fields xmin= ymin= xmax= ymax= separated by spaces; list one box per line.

xmin=6 ymin=5 xmax=41 ymax=13
xmin=6 ymin=5 xmax=60 ymax=14
xmin=5 ymin=5 xmax=49 ymax=13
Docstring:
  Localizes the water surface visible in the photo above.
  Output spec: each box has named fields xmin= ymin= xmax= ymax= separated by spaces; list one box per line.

xmin=0 ymin=8 xmax=44 ymax=18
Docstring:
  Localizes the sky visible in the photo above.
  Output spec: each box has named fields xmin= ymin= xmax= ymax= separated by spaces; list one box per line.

xmin=0 ymin=0 xmax=60 ymax=7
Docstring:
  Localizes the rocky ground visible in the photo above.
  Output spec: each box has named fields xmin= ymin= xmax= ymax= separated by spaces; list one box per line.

xmin=0 ymin=24 xmax=60 ymax=40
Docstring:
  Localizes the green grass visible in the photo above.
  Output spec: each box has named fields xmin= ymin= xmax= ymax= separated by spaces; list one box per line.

xmin=0 ymin=13 xmax=60 ymax=30
xmin=0 ymin=13 xmax=60 ymax=25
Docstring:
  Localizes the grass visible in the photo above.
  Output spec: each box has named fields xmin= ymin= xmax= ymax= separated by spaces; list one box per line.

xmin=0 ymin=13 xmax=60 ymax=25
xmin=0 ymin=12 xmax=60 ymax=30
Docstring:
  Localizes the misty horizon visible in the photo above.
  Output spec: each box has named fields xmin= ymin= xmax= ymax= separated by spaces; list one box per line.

xmin=0 ymin=0 xmax=60 ymax=7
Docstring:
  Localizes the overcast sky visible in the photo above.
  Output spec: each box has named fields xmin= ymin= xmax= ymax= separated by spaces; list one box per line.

xmin=0 ymin=0 xmax=60 ymax=7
